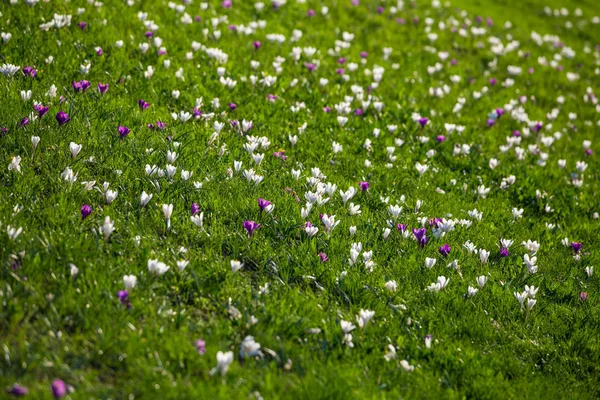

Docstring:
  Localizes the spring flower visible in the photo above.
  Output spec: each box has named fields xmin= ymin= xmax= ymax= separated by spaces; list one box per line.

xmin=439 ymin=244 xmax=451 ymax=256
xmin=479 ymin=249 xmax=490 ymax=265
xmin=243 ymin=220 xmax=261 ymax=237
xmin=51 ymin=379 xmax=68 ymax=399
xmin=81 ymin=204 xmax=92 ymax=220
xmin=580 ymin=292 xmax=588 ymax=301
xmin=571 ymin=242 xmax=583 ymax=253
xmin=99 ymin=216 xmax=115 ymax=240
xmin=468 ymin=286 xmax=479 ymax=297
xmin=123 ymin=275 xmax=137 ymax=289
xmin=258 ymin=198 xmax=273 ymax=214
xmin=400 ymin=360 xmax=415 ymax=372
xmin=321 ymin=214 xmax=340 ymax=235
xmin=140 ymin=191 xmax=153 ymax=207
xmin=8 ymin=156 xmax=22 ymax=172
xmin=7 ymin=226 xmax=23 ymax=240
xmin=191 ymin=212 xmax=204 ymax=230
xmin=231 ymin=260 xmax=243 ymax=273
xmin=424 ymin=257 xmax=437 ymax=269
xmin=162 ymin=204 xmax=173 ymax=230
xmin=34 ymin=103 xmax=50 ymax=119
xmin=191 ymin=203 xmax=201 ymax=215
xmin=69 ymin=142 xmax=82 ymax=158
xmin=384 ymin=280 xmax=397 ymax=292
xmin=118 ymin=125 xmax=131 ymax=139
xmin=476 ymin=275 xmax=488 ymax=288
xmin=117 ymin=290 xmax=130 ymax=308
xmin=210 ymin=351 xmax=234 ymax=376
xmin=7 ymin=384 xmax=29 ymax=396
xmin=424 ymin=334 xmax=433 ymax=349
xmin=56 ymin=111 xmax=70 ymax=126
xmin=240 ymin=336 xmax=262 ymax=359
xmin=195 ymin=339 xmax=206 ymax=355
xmin=359 ymin=181 xmax=369 ymax=191
xmin=147 ymin=259 xmax=170 ymax=276
xmin=318 ymin=252 xmax=329 ymax=263
xmin=586 ymin=266 xmax=594 ymax=277
xmin=177 ymin=260 xmax=189 ymax=272
xmin=356 ymin=309 xmax=375 ymax=329
xmin=412 ymin=228 xmax=428 ymax=247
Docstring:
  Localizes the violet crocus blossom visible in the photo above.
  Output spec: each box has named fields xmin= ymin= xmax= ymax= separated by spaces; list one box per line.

xmin=258 ymin=198 xmax=271 ymax=213
xmin=81 ymin=204 xmax=92 ymax=220
xmin=221 ymin=0 xmax=231 ymax=8
xmin=118 ymin=125 xmax=131 ymax=139
xmin=436 ymin=135 xmax=446 ymax=143
xmin=580 ymin=291 xmax=588 ymax=301
xmin=138 ymin=99 xmax=150 ymax=110
xmin=78 ymin=21 xmax=86 ymax=30
xmin=195 ymin=339 xmax=206 ymax=354
xmin=571 ymin=242 xmax=583 ymax=253
xmin=20 ymin=118 xmax=29 ymax=127
xmin=191 ymin=203 xmax=201 ymax=215
xmin=34 ymin=103 xmax=50 ymax=119
xmin=305 ymin=63 xmax=316 ymax=72
xmin=499 ymin=247 xmax=510 ymax=257
xmin=98 ymin=83 xmax=109 ymax=95
xmin=7 ymin=384 xmax=29 ymax=396
xmin=23 ymin=66 xmax=37 ymax=77
xmin=307 ymin=9 xmax=315 ymax=17
xmin=418 ymin=117 xmax=429 ymax=128
xmin=56 ymin=111 xmax=70 ymax=126
xmin=359 ymin=181 xmax=369 ymax=191
xmin=243 ymin=220 xmax=261 ymax=237
xmin=318 ymin=252 xmax=329 ymax=262
xmin=412 ymin=228 xmax=428 ymax=247
xmin=229 ymin=102 xmax=237 ymax=110
xmin=253 ymin=41 xmax=261 ymax=49
xmin=439 ymin=244 xmax=451 ymax=257
xmin=51 ymin=379 xmax=67 ymax=399
xmin=397 ymin=223 xmax=407 ymax=232
xmin=117 ymin=290 xmax=130 ymax=308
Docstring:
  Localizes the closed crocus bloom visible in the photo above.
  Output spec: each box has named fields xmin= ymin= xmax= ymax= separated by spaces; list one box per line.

xmin=7 ymin=384 xmax=29 ymax=396
xmin=56 ymin=111 xmax=70 ymax=126
xmin=34 ymin=103 xmax=50 ymax=119
xmin=439 ymin=244 xmax=451 ymax=256
xmin=194 ymin=339 xmax=206 ymax=355
xmin=98 ymin=83 xmax=109 ymax=95
xmin=123 ymin=274 xmax=137 ymax=289
xmin=359 ymin=181 xmax=369 ymax=191
xmin=257 ymin=198 xmax=273 ymax=214
xmin=81 ymin=204 xmax=92 ymax=220
xmin=51 ymin=379 xmax=67 ymax=398
xmin=243 ymin=220 xmax=261 ymax=237
xmin=118 ymin=125 xmax=130 ymax=139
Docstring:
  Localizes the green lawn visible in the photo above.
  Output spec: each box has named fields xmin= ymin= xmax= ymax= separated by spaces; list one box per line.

xmin=1 ymin=0 xmax=599 ymax=398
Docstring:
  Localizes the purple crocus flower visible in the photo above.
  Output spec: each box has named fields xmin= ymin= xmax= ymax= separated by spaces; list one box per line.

xmin=147 ymin=123 xmax=155 ymax=130
xmin=118 ymin=125 xmax=131 ymax=139
xmin=586 ymin=149 xmax=593 ymax=156
xmin=229 ymin=102 xmax=237 ymax=110
xmin=307 ymin=9 xmax=315 ymax=17
xmin=72 ymin=81 xmax=82 ymax=92
xmin=56 ymin=111 xmax=71 ymax=127
xmin=273 ymin=151 xmax=287 ymax=161
xmin=439 ymin=244 xmax=451 ymax=257
xmin=318 ymin=252 xmax=329 ymax=262
xmin=34 ymin=103 xmax=50 ymax=119
xmin=221 ymin=0 xmax=231 ymax=8
xmin=495 ymin=108 xmax=505 ymax=117
xmin=20 ymin=118 xmax=30 ymax=127
xmin=338 ymin=57 xmax=346 ymax=64
xmin=78 ymin=21 xmax=86 ymax=30
xmin=1 ymin=127 xmax=8 ymax=136
xmin=81 ymin=204 xmax=92 ymax=220
xmin=195 ymin=339 xmax=206 ymax=354
xmin=243 ymin=220 xmax=261 ymax=237
xmin=258 ymin=198 xmax=271 ymax=213
xmin=489 ymin=78 xmax=497 ymax=86
xmin=336 ymin=68 xmax=345 ymax=75
xmin=360 ymin=51 xmax=368 ymax=58
xmin=117 ymin=290 xmax=130 ymax=308
xmin=355 ymin=108 xmax=363 ymax=116
xmin=80 ymin=80 xmax=91 ymax=92
xmin=253 ymin=41 xmax=261 ymax=49
xmin=305 ymin=63 xmax=316 ymax=72
xmin=487 ymin=119 xmax=496 ymax=127
xmin=580 ymin=291 xmax=588 ymax=301
xmin=193 ymin=108 xmax=202 ymax=119
xmin=412 ymin=228 xmax=428 ymax=247
xmin=267 ymin=94 xmax=277 ymax=102
xmin=156 ymin=121 xmax=166 ymax=130
xmin=323 ymin=106 xmax=331 ymax=113
xmin=51 ymin=379 xmax=67 ymax=399
xmin=23 ymin=66 xmax=37 ymax=78
xmin=7 ymin=384 xmax=29 ymax=396
xmin=532 ymin=122 xmax=543 ymax=132
xmin=98 ymin=83 xmax=109 ymax=95
xmin=96 ymin=47 xmax=103 ymax=56
xmin=429 ymin=218 xmax=443 ymax=228
xmin=436 ymin=135 xmax=446 ymax=143
xmin=418 ymin=117 xmax=429 ymax=128
xmin=513 ymin=130 xmax=521 ymax=137
xmin=571 ymin=242 xmax=583 ymax=253
xmin=138 ymin=99 xmax=150 ymax=110
xmin=397 ymin=223 xmax=407 ymax=232
xmin=377 ymin=6 xmax=384 ymax=13
xmin=191 ymin=203 xmax=200 ymax=215
xmin=359 ymin=181 xmax=369 ymax=191
xmin=499 ymin=247 xmax=510 ymax=257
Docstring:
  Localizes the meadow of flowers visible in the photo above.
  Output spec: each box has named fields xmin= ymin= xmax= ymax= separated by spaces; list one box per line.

xmin=1 ymin=0 xmax=599 ymax=398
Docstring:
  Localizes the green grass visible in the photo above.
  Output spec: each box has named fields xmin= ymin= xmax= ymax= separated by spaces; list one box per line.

xmin=1 ymin=0 xmax=599 ymax=398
